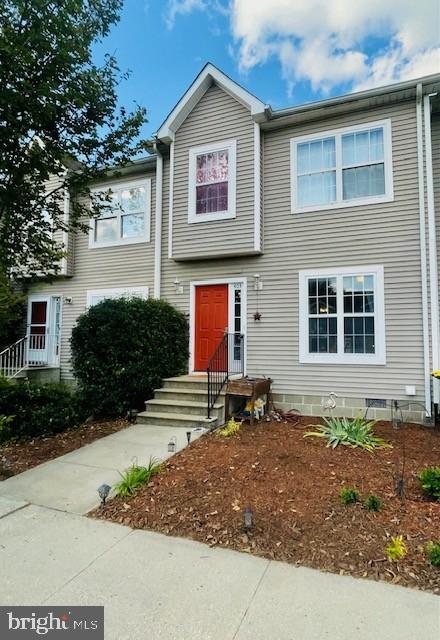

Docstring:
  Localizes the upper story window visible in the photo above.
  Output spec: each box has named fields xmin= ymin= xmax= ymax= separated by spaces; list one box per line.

xmin=299 ymin=265 xmax=386 ymax=365
xmin=90 ymin=178 xmax=151 ymax=248
xmin=188 ymin=139 xmax=236 ymax=223
xmin=291 ymin=120 xmax=393 ymax=213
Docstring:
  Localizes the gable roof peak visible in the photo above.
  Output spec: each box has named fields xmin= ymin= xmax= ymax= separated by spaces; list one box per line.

xmin=156 ymin=63 xmax=267 ymax=143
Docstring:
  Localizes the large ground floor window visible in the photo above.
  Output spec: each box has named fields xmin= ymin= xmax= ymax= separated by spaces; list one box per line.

xmin=299 ymin=265 xmax=385 ymax=365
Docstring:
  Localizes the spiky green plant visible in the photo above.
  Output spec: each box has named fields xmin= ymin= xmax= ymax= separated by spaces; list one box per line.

xmin=426 ymin=541 xmax=440 ymax=567
xmin=364 ymin=494 xmax=382 ymax=512
xmin=418 ymin=466 xmax=440 ymax=501
xmin=386 ymin=535 xmax=407 ymax=561
xmin=114 ymin=457 xmax=162 ymax=497
xmin=339 ymin=486 xmax=360 ymax=505
xmin=218 ymin=417 xmax=241 ymax=438
xmin=304 ymin=415 xmax=391 ymax=451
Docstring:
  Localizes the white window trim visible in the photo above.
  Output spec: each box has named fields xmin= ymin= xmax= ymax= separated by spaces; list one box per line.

xmin=188 ymin=139 xmax=237 ymax=224
xmin=299 ymin=265 xmax=386 ymax=365
xmin=89 ymin=177 xmax=151 ymax=248
xmin=86 ymin=286 xmax=149 ymax=308
xmin=290 ymin=119 xmax=394 ymax=214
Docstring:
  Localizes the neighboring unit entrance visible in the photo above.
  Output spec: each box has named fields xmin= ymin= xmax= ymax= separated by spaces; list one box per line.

xmin=27 ymin=296 xmax=61 ymax=366
xmin=194 ymin=284 xmax=228 ymax=371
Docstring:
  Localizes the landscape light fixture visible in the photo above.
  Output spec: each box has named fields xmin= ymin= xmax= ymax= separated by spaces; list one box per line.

xmin=186 ymin=431 xmax=191 ymax=444
xmin=243 ymin=506 xmax=253 ymax=531
xmin=97 ymin=483 xmax=111 ymax=506
xmin=168 ymin=436 xmax=177 ymax=453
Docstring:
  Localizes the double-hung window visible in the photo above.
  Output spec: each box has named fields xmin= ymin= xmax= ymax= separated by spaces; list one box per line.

xmin=299 ymin=266 xmax=385 ymax=364
xmin=188 ymin=139 xmax=236 ymax=223
xmin=90 ymin=178 xmax=151 ymax=248
xmin=291 ymin=120 xmax=393 ymax=213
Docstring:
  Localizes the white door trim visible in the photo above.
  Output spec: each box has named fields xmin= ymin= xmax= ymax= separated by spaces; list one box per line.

xmin=189 ymin=277 xmax=247 ymax=374
xmin=27 ymin=294 xmax=62 ymax=366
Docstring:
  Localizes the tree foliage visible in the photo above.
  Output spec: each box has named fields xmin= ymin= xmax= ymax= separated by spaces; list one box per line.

xmin=70 ymin=298 xmax=189 ymax=417
xmin=0 ymin=272 xmax=26 ymax=349
xmin=0 ymin=0 xmax=148 ymax=277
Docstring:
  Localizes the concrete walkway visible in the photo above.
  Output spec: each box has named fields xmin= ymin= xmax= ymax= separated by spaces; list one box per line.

xmin=0 ymin=501 xmax=438 ymax=640
xmin=0 ymin=425 xmax=438 ymax=639
xmin=0 ymin=424 xmax=196 ymax=514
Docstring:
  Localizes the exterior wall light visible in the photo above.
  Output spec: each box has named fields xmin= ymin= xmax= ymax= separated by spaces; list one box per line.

xmin=174 ymin=278 xmax=183 ymax=294
xmin=98 ymin=483 xmax=111 ymax=505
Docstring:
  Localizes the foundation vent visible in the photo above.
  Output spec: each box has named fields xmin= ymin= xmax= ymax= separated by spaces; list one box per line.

xmin=365 ymin=398 xmax=387 ymax=409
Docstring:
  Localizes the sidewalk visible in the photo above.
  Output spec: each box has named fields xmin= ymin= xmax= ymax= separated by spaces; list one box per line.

xmin=0 ymin=424 xmax=193 ymax=513
xmin=0 ymin=424 xmax=438 ymax=639
xmin=0 ymin=501 xmax=438 ymax=640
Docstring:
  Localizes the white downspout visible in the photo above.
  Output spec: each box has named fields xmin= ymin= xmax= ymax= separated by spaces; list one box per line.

xmin=153 ymin=148 xmax=163 ymax=299
xmin=416 ymin=83 xmax=431 ymax=416
xmin=424 ymin=93 xmax=439 ymax=404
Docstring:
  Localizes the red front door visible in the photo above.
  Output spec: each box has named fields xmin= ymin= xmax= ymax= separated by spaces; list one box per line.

xmin=194 ymin=284 xmax=229 ymax=371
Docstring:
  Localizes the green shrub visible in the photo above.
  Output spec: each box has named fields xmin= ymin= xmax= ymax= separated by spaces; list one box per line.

xmin=0 ymin=273 xmax=25 ymax=350
xmin=418 ymin=467 xmax=440 ymax=501
xmin=363 ymin=494 xmax=382 ymax=512
xmin=114 ymin=457 xmax=162 ymax=497
xmin=426 ymin=541 xmax=440 ymax=567
xmin=218 ymin=417 xmax=241 ymax=437
xmin=386 ymin=535 xmax=407 ymax=561
xmin=339 ymin=486 xmax=359 ymax=505
xmin=304 ymin=415 xmax=391 ymax=451
xmin=71 ymin=298 xmax=189 ymax=418
xmin=0 ymin=377 xmax=81 ymax=443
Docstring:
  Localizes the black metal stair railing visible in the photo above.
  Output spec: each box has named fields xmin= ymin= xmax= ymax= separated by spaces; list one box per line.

xmin=207 ymin=332 xmax=244 ymax=418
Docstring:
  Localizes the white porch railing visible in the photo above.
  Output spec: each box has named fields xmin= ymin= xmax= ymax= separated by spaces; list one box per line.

xmin=0 ymin=333 xmax=59 ymax=379
xmin=0 ymin=336 xmax=28 ymax=378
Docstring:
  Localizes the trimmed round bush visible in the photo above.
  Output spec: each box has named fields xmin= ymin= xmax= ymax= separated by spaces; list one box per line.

xmin=71 ymin=297 xmax=189 ymax=417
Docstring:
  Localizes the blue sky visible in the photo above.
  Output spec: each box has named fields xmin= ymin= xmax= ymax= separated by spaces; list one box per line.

xmin=93 ymin=0 xmax=440 ymax=138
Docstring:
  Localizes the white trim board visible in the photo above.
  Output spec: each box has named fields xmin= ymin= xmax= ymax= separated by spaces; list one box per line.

xmin=188 ymin=277 xmax=248 ymax=374
xmin=254 ymin=122 xmax=262 ymax=252
xmin=156 ymin=63 xmax=266 ymax=143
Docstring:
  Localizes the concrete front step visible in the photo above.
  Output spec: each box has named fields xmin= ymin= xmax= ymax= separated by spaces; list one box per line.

xmin=162 ymin=376 xmax=209 ymax=391
xmin=154 ymin=387 xmax=225 ymax=403
xmin=137 ymin=411 xmax=217 ymax=429
xmin=145 ymin=398 xmax=223 ymax=418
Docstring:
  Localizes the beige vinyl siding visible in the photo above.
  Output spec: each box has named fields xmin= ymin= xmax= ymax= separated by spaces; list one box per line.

xmin=161 ymin=98 xmax=426 ymax=404
xmin=432 ymin=115 xmax=440 ymax=305
xmin=172 ymin=83 xmax=257 ymax=259
xmin=27 ymin=171 xmax=157 ymax=380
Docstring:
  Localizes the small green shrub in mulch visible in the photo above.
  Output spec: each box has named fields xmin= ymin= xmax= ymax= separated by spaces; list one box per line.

xmin=418 ymin=466 xmax=440 ymax=501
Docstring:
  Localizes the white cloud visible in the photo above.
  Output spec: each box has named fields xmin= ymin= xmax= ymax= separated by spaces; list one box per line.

xmin=230 ymin=0 xmax=440 ymax=96
xmin=165 ymin=0 xmax=207 ymax=30
xmin=165 ymin=0 xmax=440 ymax=97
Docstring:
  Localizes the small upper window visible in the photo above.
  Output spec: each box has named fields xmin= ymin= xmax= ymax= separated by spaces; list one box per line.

xmin=90 ymin=179 xmax=151 ymax=248
xmin=188 ymin=140 xmax=236 ymax=223
xmin=291 ymin=120 xmax=393 ymax=213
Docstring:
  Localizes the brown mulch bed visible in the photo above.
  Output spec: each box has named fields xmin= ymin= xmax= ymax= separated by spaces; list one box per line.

xmin=94 ymin=417 xmax=440 ymax=594
xmin=0 ymin=419 xmax=129 ymax=479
